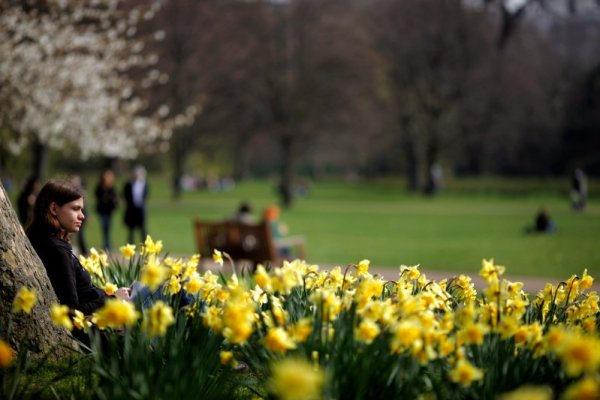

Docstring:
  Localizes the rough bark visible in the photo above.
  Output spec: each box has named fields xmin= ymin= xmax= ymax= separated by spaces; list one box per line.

xmin=0 ymin=183 xmax=76 ymax=356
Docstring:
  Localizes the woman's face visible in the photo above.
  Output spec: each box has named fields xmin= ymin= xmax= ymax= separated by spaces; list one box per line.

xmin=51 ymin=197 xmax=85 ymax=233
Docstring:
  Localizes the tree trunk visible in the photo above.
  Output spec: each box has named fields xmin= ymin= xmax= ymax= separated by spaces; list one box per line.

xmin=279 ymin=135 xmax=295 ymax=208
xmin=32 ymin=139 xmax=48 ymax=180
xmin=0 ymin=183 xmax=76 ymax=355
xmin=171 ymin=146 xmax=185 ymax=201
xmin=401 ymin=117 xmax=423 ymax=192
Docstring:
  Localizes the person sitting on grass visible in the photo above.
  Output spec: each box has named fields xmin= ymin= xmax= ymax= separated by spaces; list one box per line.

xmin=525 ymin=207 xmax=556 ymax=234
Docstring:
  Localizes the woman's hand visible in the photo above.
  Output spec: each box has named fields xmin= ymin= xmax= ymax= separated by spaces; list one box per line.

xmin=114 ymin=287 xmax=131 ymax=301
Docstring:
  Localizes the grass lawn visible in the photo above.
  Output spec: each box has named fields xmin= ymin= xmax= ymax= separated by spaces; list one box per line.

xmin=17 ymin=176 xmax=599 ymax=279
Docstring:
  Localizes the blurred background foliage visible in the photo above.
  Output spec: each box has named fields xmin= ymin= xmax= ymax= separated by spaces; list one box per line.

xmin=2 ymin=0 xmax=600 ymax=205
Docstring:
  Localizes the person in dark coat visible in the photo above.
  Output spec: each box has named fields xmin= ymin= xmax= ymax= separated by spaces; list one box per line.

xmin=17 ymin=176 xmax=40 ymax=226
xmin=123 ymin=165 xmax=149 ymax=244
xmin=95 ymin=169 xmax=119 ymax=251
xmin=26 ymin=179 xmax=130 ymax=345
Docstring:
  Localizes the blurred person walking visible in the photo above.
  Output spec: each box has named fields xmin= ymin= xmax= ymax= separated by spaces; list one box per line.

xmin=95 ymin=169 xmax=119 ymax=251
xmin=123 ymin=165 xmax=149 ymax=244
xmin=571 ymin=168 xmax=588 ymax=211
xmin=17 ymin=176 xmax=40 ymax=226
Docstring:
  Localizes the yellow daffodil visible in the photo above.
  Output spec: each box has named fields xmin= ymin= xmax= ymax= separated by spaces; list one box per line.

xmin=94 ymin=299 xmax=139 ymax=329
xmin=142 ymin=235 xmax=163 ymax=255
xmin=557 ymin=334 xmax=600 ymax=377
xmin=72 ymin=310 xmax=91 ymax=331
xmin=104 ymin=283 xmax=117 ymax=296
xmin=253 ymin=265 xmax=273 ymax=292
xmin=580 ymin=269 xmax=594 ymax=290
xmin=269 ymin=358 xmax=324 ymax=400
xmin=183 ymin=272 xmax=202 ymax=294
xmin=356 ymin=259 xmax=370 ymax=276
xmin=140 ymin=255 xmax=168 ymax=291
xmin=499 ymin=385 xmax=552 ymax=400
xmin=165 ymin=275 xmax=182 ymax=295
xmin=479 ymin=258 xmax=505 ymax=283
xmin=12 ymin=286 xmax=37 ymax=314
xmin=50 ymin=304 xmax=73 ymax=331
xmin=120 ymin=244 xmax=136 ymax=259
xmin=220 ymin=350 xmax=234 ymax=365
xmin=561 ymin=376 xmax=599 ymax=400
xmin=449 ymin=359 xmax=484 ymax=387
xmin=392 ymin=320 xmax=422 ymax=352
xmin=212 ymin=249 xmax=224 ymax=266
xmin=0 ymin=339 xmax=15 ymax=368
xmin=221 ymin=300 xmax=254 ymax=344
xmin=289 ymin=319 xmax=313 ymax=343
xmin=143 ymin=301 xmax=175 ymax=336
xmin=459 ymin=322 xmax=489 ymax=346
xmin=265 ymin=327 xmax=296 ymax=352
xmin=356 ymin=319 xmax=380 ymax=344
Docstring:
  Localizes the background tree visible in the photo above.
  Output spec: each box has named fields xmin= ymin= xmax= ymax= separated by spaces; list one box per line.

xmin=0 ymin=0 xmax=190 ymax=180
xmin=234 ymin=0 xmax=382 ymax=207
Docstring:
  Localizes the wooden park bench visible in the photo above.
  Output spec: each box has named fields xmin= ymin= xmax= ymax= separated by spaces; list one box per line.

xmin=193 ymin=219 xmax=280 ymax=270
xmin=193 ymin=219 xmax=307 ymax=271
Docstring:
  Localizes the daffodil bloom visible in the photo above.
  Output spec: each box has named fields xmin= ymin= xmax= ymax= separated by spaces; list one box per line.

xmin=265 ymin=327 xmax=296 ymax=352
xmin=72 ymin=310 xmax=91 ymax=331
xmin=557 ymin=334 xmax=600 ymax=377
xmin=143 ymin=301 xmax=175 ymax=336
xmin=459 ymin=322 xmax=489 ymax=346
xmin=449 ymin=359 xmax=484 ymax=387
xmin=498 ymin=385 xmax=552 ymax=400
xmin=253 ymin=265 xmax=273 ymax=292
xmin=269 ymin=358 xmax=324 ymax=400
xmin=561 ymin=376 xmax=599 ymax=400
xmin=289 ymin=319 xmax=313 ymax=343
xmin=356 ymin=319 xmax=380 ymax=344
xmin=392 ymin=320 xmax=422 ymax=352
xmin=104 ymin=283 xmax=117 ymax=296
xmin=88 ymin=248 xmax=108 ymax=265
xmin=220 ymin=350 xmax=234 ymax=365
xmin=140 ymin=255 xmax=168 ymax=291
xmin=479 ymin=258 xmax=505 ymax=283
xmin=400 ymin=265 xmax=421 ymax=281
xmin=202 ymin=306 xmax=223 ymax=332
xmin=94 ymin=299 xmax=139 ymax=329
xmin=0 ymin=339 xmax=15 ymax=368
xmin=165 ymin=275 xmax=182 ymax=295
xmin=356 ymin=259 xmax=370 ymax=276
xmin=221 ymin=300 xmax=254 ymax=344
xmin=12 ymin=286 xmax=37 ymax=314
xmin=164 ymin=257 xmax=183 ymax=277
xmin=120 ymin=244 xmax=136 ymax=259
xmin=497 ymin=316 xmax=519 ymax=339
xmin=50 ymin=304 xmax=73 ymax=331
xmin=580 ymin=269 xmax=594 ymax=290
xmin=142 ymin=235 xmax=163 ymax=255
xmin=212 ymin=249 xmax=224 ymax=266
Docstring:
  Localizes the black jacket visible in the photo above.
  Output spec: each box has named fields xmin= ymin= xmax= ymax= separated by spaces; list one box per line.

xmin=95 ymin=184 xmax=118 ymax=215
xmin=29 ymin=234 xmax=106 ymax=315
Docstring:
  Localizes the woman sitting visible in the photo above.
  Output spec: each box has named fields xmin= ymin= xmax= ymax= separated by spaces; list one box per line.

xmin=26 ymin=179 xmax=129 ymax=343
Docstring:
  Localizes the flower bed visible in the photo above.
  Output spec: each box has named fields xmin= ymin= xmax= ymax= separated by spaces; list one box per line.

xmin=2 ymin=236 xmax=599 ymax=399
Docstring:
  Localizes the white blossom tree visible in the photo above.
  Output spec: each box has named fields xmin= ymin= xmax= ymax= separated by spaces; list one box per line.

xmin=0 ymin=0 xmax=197 ymax=177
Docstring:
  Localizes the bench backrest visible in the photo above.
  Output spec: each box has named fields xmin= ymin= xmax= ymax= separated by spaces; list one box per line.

xmin=193 ymin=219 xmax=279 ymax=266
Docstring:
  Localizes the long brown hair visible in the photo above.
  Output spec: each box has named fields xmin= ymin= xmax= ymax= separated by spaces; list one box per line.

xmin=26 ymin=179 xmax=84 ymax=240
